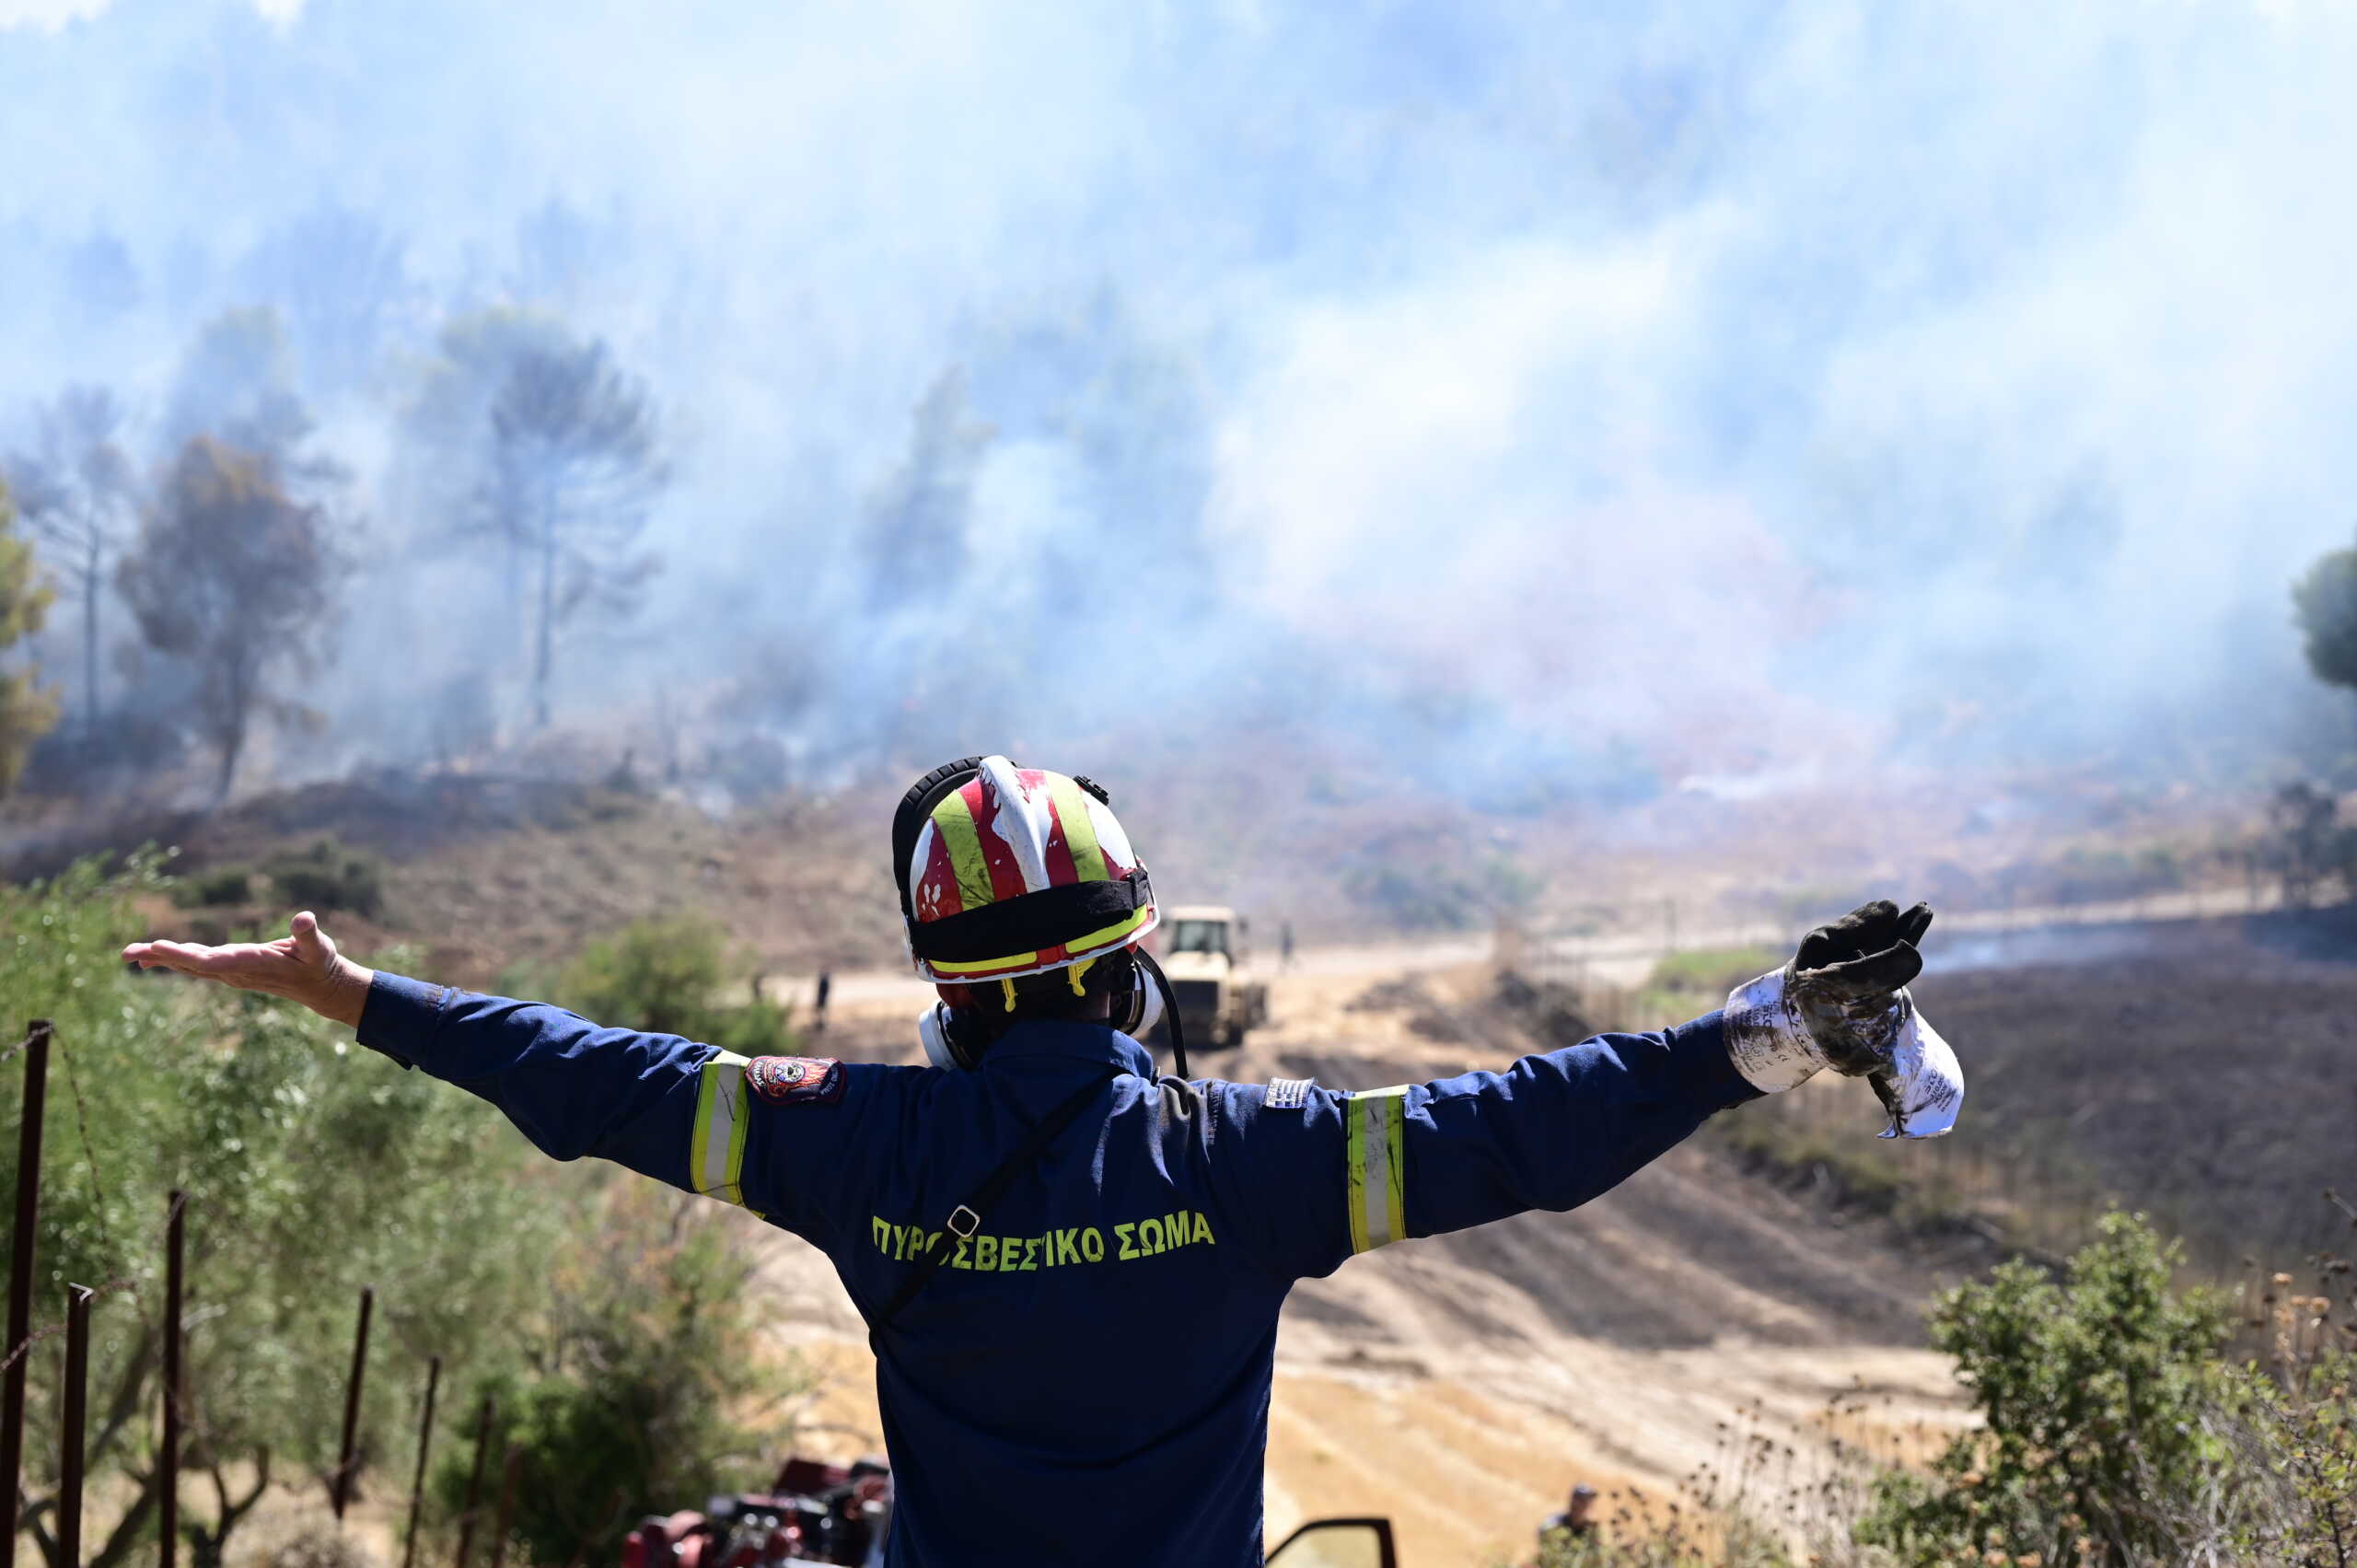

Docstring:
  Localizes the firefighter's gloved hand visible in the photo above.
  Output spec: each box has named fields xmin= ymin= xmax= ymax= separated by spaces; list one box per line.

xmin=1724 ymin=900 xmax=1963 ymax=1138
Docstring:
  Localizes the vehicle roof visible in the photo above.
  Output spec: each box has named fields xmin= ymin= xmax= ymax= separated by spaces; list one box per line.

xmin=1165 ymin=904 xmax=1237 ymax=922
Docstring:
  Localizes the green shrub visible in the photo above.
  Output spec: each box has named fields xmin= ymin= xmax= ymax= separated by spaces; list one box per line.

xmin=558 ymin=913 xmax=795 ymax=1051
xmin=169 ymin=863 xmax=256 ymax=907
xmin=263 ymin=837 xmax=385 ymax=917
xmin=1856 ymin=1211 xmax=2236 ymax=1565
xmin=0 ymin=852 xmax=552 ymax=1560
xmin=708 ymin=995 xmax=795 ymax=1057
xmin=436 ymin=1183 xmax=802 ymax=1564
xmin=560 ymin=914 xmax=729 ymax=1037
xmin=1629 ymin=947 xmax=1780 ymax=1029
xmin=1646 ymin=947 xmax=1779 ymax=993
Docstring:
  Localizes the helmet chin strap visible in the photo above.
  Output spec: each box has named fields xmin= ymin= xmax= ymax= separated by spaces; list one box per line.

xmin=1132 ymin=947 xmax=1188 ymax=1081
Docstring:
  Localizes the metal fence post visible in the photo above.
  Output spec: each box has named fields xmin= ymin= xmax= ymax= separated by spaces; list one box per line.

xmin=485 ymin=1448 xmax=521 ymax=1568
xmin=401 ymin=1356 xmax=440 ymax=1568
xmin=453 ymin=1395 xmax=495 ymax=1568
xmin=2 ymin=1018 xmax=53 ymax=1563
xmin=161 ymin=1190 xmax=186 ymax=1568
xmin=331 ymin=1286 xmax=373 ymax=1517
xmin=59 ymin=1283 xmax=94 ymax=1566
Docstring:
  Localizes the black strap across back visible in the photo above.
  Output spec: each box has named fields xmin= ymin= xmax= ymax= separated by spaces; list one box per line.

xmin=867 ymin=1069 xmax=1120 ymax=1348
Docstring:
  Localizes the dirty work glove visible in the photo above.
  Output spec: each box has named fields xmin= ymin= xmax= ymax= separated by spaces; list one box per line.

xmin=1724 ymin=900 xmax=1964 ymax=1139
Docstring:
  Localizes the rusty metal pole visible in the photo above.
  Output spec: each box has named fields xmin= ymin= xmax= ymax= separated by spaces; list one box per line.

xmin=401 ymin=1356 xmax=440 ymax=1568
xmin=485 ymin=1449 xmax=520 ymax=1568
xmin=160 ymin=1190 xmax=186 ymax=1568
xmin=59 ymin=1283 xmax=94 ymax=1565
xmin=452 ymin=1395 xmax=494 ymax=1568
xmin=2 ymin=1018 xmax=53 ymax=1562
xmin=331 ymin=1287 xmax=373 ymax=1518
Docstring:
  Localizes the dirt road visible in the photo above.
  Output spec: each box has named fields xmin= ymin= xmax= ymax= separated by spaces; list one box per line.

xmin=758 ymin=955 xmax=1970 ymax=1565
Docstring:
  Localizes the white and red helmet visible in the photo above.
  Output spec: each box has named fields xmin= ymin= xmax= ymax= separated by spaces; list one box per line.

xmin=891 ymin=755 xmax=1159 ymax=986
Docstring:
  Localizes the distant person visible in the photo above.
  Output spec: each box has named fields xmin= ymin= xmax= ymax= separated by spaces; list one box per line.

xmin=1280 ymin=920 xmax=1295 ymax=970
xmin=1538 ymin=1483 xmax=1597 ymax=1552
xmin=124 ymin=755 xmax=1961 ymax=1567
xmin=815 ymin=968 xmax=834 ymax=1034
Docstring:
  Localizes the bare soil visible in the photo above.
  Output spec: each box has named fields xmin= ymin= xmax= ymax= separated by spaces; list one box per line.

xmin=1897 ymin=912 xmax=2357 ymax=1271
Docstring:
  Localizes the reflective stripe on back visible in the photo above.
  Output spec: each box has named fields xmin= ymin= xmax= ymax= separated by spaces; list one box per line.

xmin=691 ymin=1050 xmax=752 ymax=1205
xmin=1343 ymin=1086 xmax=1409 ymax=1252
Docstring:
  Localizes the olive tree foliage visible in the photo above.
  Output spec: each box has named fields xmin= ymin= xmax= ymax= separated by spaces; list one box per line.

xmin=0 ymin=855 xmax=558 ymax=1568
xmin=116 ymin=437 xmax=344 ymax=802
xmin=475 ymin=335 xmax=667 ymax=730
xmin=0 ymin=475 xmax=60 ymax=795
xmin=5 ymin=385 xmax=137 ymax=744
xmin=4 ymin=862 xmax=816 ymax=1567
xmin=434 ymin=1185 xmax=801 ymax=1567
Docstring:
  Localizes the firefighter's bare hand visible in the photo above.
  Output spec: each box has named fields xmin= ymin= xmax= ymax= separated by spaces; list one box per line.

xmin=121 ymin=910 xmax=377 ymax=1030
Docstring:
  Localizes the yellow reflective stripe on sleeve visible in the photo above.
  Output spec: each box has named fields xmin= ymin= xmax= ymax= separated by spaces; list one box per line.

xmin=691 ymin=1050 xmax=752 ymax=1206
xmin=1343 ymin=1086 xmax=1410 ymax=1253
xmin=931 ymin=791 xmax=997 ymax=912
xmin=1048 ymin=774 xmax=1110 ymax=884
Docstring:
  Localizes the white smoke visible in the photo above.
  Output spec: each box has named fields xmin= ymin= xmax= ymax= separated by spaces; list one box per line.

xmin=3 ymin=0 xmax=2354 ymax=803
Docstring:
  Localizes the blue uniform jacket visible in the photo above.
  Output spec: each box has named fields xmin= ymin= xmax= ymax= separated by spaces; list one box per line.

xmin=357 ymin=974 xmax=1757 ymax=1567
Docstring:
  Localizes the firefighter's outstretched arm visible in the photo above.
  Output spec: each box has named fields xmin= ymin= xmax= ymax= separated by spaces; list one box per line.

xmin=1212 ymin=900 xmax=1954 ymax=1279
xmin=122 ymin=912 xmax=788 ymax=1214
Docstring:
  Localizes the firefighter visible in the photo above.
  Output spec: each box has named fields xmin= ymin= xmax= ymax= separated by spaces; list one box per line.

xmin=122 ymin=755 xmax=1957 ymax=1568
xmin=1538 ymin=1482 xmax=1598 ymax=1551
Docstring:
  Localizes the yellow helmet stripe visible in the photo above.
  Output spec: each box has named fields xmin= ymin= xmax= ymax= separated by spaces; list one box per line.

xmin=927 ymin=947 xmax=1041 ymax=976
xmin=1048 ymin=773 xmax=1110 ymax=884
xmin=930 ymin=788 xmax=997 ymax=912
xmin=1058 ymin=904 xmax=1152 ymax=956
xmin=1344 ymin=1086 xmax=1409 ymax=1253
xmin=921 ymin=905 xmax=1155 ymax=979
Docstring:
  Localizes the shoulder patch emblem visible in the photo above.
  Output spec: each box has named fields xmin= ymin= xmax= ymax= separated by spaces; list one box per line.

xmin=746 ymin=1055 xmax=845 ymax=1106
xmin=1267 ymin=1076 xmax=1313 ymax=1110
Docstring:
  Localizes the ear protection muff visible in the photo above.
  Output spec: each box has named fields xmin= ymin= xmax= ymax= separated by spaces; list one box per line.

xmin=915 ymin=947 xmax=1189 ymax=1078
xmin=919 ymin=1001 xmax=980 ymax=1072
xmin=1120 ymin=958 xmax=1166 ymax=1043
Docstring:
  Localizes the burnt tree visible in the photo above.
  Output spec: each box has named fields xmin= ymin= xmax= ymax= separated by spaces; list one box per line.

xmin=6 ymin=385 xmax=136 ymax=743
xmin=118 ymin=437 xmax=343 ymax=801
xmin=477 ymin=338 xmax=666 ymax=729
